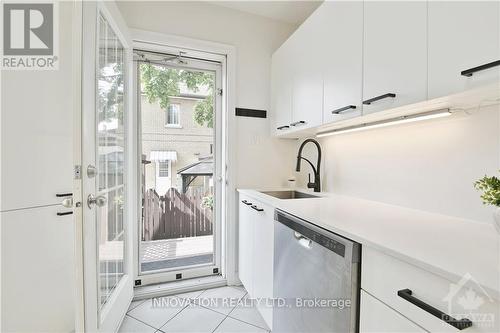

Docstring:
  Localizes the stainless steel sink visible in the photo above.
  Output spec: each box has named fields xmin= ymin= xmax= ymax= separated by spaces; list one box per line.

xmin=260 ymin=190 xmax=320 ymax=199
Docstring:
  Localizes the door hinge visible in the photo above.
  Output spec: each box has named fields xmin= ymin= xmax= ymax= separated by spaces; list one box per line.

xmin=216 ymin=88 xmax=223 ymax=96
xmin=74 ymin=165 xmax=82 ymax=180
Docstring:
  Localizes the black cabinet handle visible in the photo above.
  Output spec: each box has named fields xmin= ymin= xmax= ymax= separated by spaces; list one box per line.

xmin=290 ymin=121 xmax=306 ymax=126
xmin=363 ymin=93 xmax=396 ymax=105
xmin=251 ymin=205 xmax=264 ymax=212
xmin=241 ymin=200 xmax=252 ymax=206
xmin=57 ymin=211 xmax=73 ymax=216
xmin=461 ymin=60 xmax=500 ymax=77
xmin=397 ymin=289 xmax=472 ymax=330
xmin=56 ymin=193 xmax=73 ymax=198
xmin=277 ymin=125 xmax=290 ymax=130
xmin=332 ymin=105 xmax=357 ymax=114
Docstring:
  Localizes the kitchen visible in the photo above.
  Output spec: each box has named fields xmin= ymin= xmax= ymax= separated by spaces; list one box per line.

xmin=1 ymin=1 xmax=499 ymax=333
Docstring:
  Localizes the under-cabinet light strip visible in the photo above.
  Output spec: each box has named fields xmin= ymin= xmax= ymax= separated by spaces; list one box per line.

xmin=316 ymin=109 xmax=452 ymax=138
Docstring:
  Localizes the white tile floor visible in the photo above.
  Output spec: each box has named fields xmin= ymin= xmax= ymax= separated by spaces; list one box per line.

xmin=119 ymin=286 xmax=270 ymax=333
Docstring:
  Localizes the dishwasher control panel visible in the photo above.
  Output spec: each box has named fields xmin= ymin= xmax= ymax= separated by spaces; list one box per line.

xmin=275 ymin=210 xmax=346 ymax=257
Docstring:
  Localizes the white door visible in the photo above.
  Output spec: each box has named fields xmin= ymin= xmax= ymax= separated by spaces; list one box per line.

xmin=290 ymin=15 xmax=323 ymax=130
xmin=82 ymin=1 xmax=134 ymax=331
xmin=360 ymin=291 xmax=425 ymax=333
xmin=428 ymin=1 xmax=500 ymax=99
xmin=321 ymin=1 xmax=363 ymax=124
xmin=363 ymin=1 xmax=427 ymax=114
xmin=271 ymin=45 xmax=293 ymax=136
xmin=238 ymin=196 xmax=254 ymax=294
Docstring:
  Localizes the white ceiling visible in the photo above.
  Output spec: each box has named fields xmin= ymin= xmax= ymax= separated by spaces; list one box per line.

xmin=208 ymin=1 xmax=323 ymax=26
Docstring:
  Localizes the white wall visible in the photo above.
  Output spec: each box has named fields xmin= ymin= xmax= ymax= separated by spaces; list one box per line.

xmin=296 ymin=104 xmax=500 ymax=223
xmin=117 ymin=0 xmax=297 ymax=189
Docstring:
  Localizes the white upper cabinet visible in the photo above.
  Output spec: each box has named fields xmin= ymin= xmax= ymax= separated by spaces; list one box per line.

xmin=362 ymin=1 xmax=427 ymax=115
xmin=321 ymin=1 xmax=363 ymax=124
xmin=271 ymin=44 xmax=293 ymax=136
xmin=290 ymin=13 xmax=324 ymax=130
xmin=428 ymin=1 xmax=500 ymax=99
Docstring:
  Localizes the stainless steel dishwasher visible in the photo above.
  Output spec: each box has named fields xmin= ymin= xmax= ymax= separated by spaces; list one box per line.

xmin=273 ymin=209 xmax=361 ymax=333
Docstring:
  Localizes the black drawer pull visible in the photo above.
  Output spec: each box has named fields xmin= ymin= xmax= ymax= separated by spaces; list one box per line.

xmin=251 ymin=205 xmax=264 ymax=212
xmin=57 ymin=211 xmax=73 ymax=216
xmin=56 ymin=193 xmax=73 ymax=198
xmin=241 ymin=200 xmax=252 ymax=206
xmin=363 ymin=93 xmax=396 ymax=105
xmin=461 ymin=60 xmax=500 ymax=77
xmin=332 ymin=105 xmax=357 ymax=114
xmin=397 ymin=289 xmax=472 ymax=330
xmin=290 ymin=120 xmax=306 ymax=126
xmin=277 ymin=125 xmax=290 ymax=130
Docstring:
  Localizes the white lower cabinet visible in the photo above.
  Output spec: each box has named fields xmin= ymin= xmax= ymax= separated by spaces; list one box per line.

xmin=360 ymin=290 xmax=426 ymax=333
xmin=362 ymin=247 xmax=500 ymax=333
xmin=1 ymin=205 xmax=76 ymax=332
xmin=238 ymin=194 xmax=274 ymax=329
xmin=238 ymin=194 xmax=255 ymax=295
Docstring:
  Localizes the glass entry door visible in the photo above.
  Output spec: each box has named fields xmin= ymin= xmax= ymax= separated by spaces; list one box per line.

xmin=82 ymin=2 xmax=133 ymax=331
xmin=135 ymin=50 xmax=223 ymax=283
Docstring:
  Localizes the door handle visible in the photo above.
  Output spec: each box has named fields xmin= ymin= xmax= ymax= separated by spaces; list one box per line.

xmin=241 ymin=200 xmax=252 ymax=205
xmin=251 ymin=205 xmax=264 ymax=212
xmin=294 ymin=231 xmax=312 ymax=249
xmin=397 ymin=289 xmax=472 ymax=330
xmin=331 ymin=105 xmax=357 ymax=114
xmin=87 ymin=194 xmax=107 ymax=208
xmin=363 ymin=93 xmax=396 ymax=105
xmin=57 ymin=211 xmax=73 ymax=216
xmin=461 ymin=59 xmax=500 ymax=77
xmin=290 ymin=120 xmax=306 ymax=127
xmin=61 ymin=197 xmax=73 ymax=208
xmin=87 ymin=165 xmax=98 ymax=178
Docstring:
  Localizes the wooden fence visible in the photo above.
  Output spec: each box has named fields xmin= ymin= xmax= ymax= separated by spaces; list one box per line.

xmin=142 ymin=187 xmax=213 ymax=241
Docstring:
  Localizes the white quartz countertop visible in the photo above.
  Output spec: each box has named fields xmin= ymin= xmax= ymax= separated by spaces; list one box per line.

xmin=237 ymin=188 xmax=500 ymax=299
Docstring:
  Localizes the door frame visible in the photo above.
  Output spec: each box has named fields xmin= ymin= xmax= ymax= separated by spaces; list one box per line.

xmin=130 ymin=29 xmax=238 ymax=288
xmin=80 ymin=1 xmax=135 ymax=331
xmin=136 ymin=56 xmax=223 ymax=283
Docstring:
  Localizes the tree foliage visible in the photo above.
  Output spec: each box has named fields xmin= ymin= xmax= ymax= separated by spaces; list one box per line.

xmin=140 ymin=63 xmax=214 ymax=127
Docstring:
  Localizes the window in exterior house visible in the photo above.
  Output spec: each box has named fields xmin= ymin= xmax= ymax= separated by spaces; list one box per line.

xmin=166 ymin=103 xmax=180 ymax=126
xmin=158 ymin=161 xmax=170 ymax=177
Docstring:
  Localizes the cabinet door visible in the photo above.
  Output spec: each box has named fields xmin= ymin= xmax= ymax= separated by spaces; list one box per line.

xmin=290 ymin=11 xmax=324 ymax=130
xmin=251 ymin=200 xmax=274 ymax=329
xmin=363 ymin=1 xmax=427 ymax=114
xmin=1 ymin=205 xmax=75 ymax=332
xmin=428 ymin=1 xmax=499 ymax=99
xmin=1 ymin=14 xmax=74 ymax=211
xmin=322 ymin=1 xmax=363 ymax=124
xmin=360 ymin=291 xmax=426 ymax=333
xmin=271 ymin=45 xmax=293 ymax=136
xmin=238 ymin=196 xmax=254 ymax=294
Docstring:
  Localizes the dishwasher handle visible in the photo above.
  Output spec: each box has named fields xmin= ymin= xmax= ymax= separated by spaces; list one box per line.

xmin=294 ymin=231 xmax=312 ymax=249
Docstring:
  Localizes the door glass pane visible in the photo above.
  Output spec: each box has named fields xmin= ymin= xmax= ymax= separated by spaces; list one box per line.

xmin=139 ymin=61 xmax=216 ymax=273
xmin=97 ymin=13 xmax=125 ymax=307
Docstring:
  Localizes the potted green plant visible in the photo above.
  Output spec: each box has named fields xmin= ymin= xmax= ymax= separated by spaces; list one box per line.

xmin=474 ymin=171 xmax=500 ymax=233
